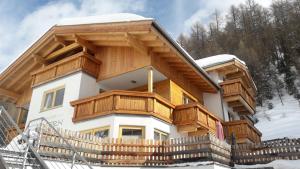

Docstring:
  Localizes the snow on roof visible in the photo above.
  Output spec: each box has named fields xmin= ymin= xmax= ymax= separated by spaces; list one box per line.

xmin=57 ymin=13 xmax=153 ymax=26
xmin=195 ymin=54 xmax=246 ymax=68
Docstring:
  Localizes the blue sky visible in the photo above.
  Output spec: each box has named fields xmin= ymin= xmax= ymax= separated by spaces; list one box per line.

xmin=0 ymin=0 xmax=272 ymax=72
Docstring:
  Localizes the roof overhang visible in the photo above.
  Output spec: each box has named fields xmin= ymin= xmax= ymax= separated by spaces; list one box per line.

xmin=203 ymin=59 xmax=256 ymax=91
xmin=0 ymin=19 xmax=219 ymax=94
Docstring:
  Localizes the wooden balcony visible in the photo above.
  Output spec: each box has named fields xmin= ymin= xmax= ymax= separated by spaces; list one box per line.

xmin=220 ymin=79 xmax=255 ymax=114
xmin=223 ymin=120 xmax=262 ymax=144
xmin=31 ymin=52 xmax=101 ymax=87
xmin=173 ymin=103 xmax=220 ymax=135
xmin=71 ymin=90 xmax=175 ymax=123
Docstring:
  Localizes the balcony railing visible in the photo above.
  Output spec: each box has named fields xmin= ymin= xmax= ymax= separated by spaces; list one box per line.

xmin=71 ymin=90 xmax=175 ymax=123
xmin=220 ymin=79 xmax=256 ymax=113
xmin=31 ymin=52 xmax=101 ymax=86
xmin=173 ymin=103 xmax=220 ymax=134
xmin=223 ymin=120 xmax=262 ymax=144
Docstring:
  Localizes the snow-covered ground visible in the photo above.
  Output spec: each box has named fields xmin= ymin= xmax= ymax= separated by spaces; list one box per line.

xmin=235 ymin=159 xmax=300 ymax=169
xmin=255 ymin=94 xmax=300 ymax=140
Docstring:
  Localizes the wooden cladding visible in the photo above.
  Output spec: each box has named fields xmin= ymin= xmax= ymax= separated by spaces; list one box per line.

xmin=220 ymin=79 xmax=256 ymax=114
xmin=71 ymin=90 xmax=175 ymax=123
xmin=223 ymin=120 xmax=262 ymax=144
xmin=173 ymin=103 xmax=220 ymax=135
xmin=31 ymin=52 xmax=101 ymax=87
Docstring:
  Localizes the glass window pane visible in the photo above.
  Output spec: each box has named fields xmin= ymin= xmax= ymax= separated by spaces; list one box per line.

xmin=161 ymin=134 xmax=169 ymax=141
xmin=20 ymin=109 xmax=28 ymax=124
xmin=154 ymin=131 xmax=160 ymax=141
xmin=54 ymin=88 xmax=65 ymax=107
xmin=122 ymin=128 xmax=143 ymax=139
xmin=43 ymin=92 xmax=54 ymax=109
xmin=94 ymin=129 xmax=109 ymax=138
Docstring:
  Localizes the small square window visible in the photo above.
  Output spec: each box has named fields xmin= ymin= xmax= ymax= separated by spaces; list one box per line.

xmin=41 ymin=86 xmax=65 ymax=111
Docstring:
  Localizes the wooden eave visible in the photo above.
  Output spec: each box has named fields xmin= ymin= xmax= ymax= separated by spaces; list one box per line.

xmin=204 ymin=60 xmax=256 ymax=93
xmin=0 ymin=20 xmax=219 ymax=94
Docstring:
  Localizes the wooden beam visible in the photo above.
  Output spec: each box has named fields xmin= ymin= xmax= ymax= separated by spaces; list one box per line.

xmin=54 ymin=35 xmax=67 ymax=46
xmin=148 ymin=67 xmax=153 ymax=93
xmin=74 ymin=34 xmax=98 ymax=53
xmin=41 ymin=42 xmax=61 ymax=58
xmin=0 ymin=88 xmax=20 ymax=101
xmin=144 ymin=41 xmax=164 ymax=47
xmin=14 ymin=77 xmax=31 ymax=92
xmin=151 ymin=47 xmax=171 ymax=53
xmin=5 ymin=61 xmax=37 ymax=87
xmin=45 ymin=42 xmax=81 ymax=60
xmin=32 ymin=54 xmax=45 ymax=64
xmin=92 ymin=41 xmax=129 ymax=46
xmin=125 ymin=33 xmax=148 ymax=56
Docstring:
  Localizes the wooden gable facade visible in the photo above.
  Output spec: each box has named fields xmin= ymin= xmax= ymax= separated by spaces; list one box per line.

xmin=0 ymin=19 xmax=222 ymax=138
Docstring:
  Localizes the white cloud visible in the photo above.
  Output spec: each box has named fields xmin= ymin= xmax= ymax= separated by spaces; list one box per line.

xmin=183 ymin=0 xmax=272 ymax=33
xmin=0 ymin=0 xmax=146 ymax=72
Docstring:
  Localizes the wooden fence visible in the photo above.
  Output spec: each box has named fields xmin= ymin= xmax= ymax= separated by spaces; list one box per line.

xmin=36 ymin=127 xmax=231 ymax=166
xmin=233 ymin=138 xmax=300 ymax=165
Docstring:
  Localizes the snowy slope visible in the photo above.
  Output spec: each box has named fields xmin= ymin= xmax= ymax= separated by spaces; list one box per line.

xmin=236 ymin=159 xmax=300 ymax=169
xmin=255 ymin=94 xmax=300 ymax=140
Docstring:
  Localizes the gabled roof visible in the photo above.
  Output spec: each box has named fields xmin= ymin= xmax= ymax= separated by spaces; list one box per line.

xmin=196 ymin=54 xmax=246 ymax=69
xmin=196 ymin=54 xmax=256 ymax=91
xmin=0 ymin=13 xmax=220 ymax=98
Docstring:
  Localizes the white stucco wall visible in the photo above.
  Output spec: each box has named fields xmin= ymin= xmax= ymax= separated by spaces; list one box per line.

xmin=204 ymin=71 xmax=242 ymax=122
xmin=27 ymin=72 xmax=85 ymax=128
xmin=26 ymin=71 xmax=183 ymax=139
xmin=203 ymin=92 xmax=224 ymax=120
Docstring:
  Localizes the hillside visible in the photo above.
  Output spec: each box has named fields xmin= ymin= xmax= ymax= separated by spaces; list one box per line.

xmin=255 ymin=93 xmax=300 ymax=140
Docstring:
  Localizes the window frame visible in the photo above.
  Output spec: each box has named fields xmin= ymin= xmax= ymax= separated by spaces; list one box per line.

xmin=154 ymin=129 xmax=169 ymax=141
xmin=182 ymin=93 xmax=195 ymax=104
xmin=119 ymin=125 xmax=145 ymax=139
xmin=81 ymin=126 xmax=110 ymax=138
xmin=41 ymin=86 xmax=65 ymax=112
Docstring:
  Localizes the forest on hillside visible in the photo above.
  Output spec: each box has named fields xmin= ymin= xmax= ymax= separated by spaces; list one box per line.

xmin=178 ymin=0 xmax=300 ymax=106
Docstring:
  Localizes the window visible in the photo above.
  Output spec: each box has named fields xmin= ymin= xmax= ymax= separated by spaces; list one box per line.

xmin=119 ymin=126 xmax=145 ymax=139
xmin=18 ymin=108 xmax=28 ymax=125
xmin=41 ymin=86 xmax=65 ymax=111
xmin=154 ymin=129 xmax=169 ymax=141
xmin=182 ymin=93 xmax=195 ymax=104
xmin=81 ymin=126 xmax=110 ymax=138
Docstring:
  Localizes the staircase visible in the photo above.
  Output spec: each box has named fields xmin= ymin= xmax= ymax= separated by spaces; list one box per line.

xmin=0 ymin=106 xmax=93 ymax=169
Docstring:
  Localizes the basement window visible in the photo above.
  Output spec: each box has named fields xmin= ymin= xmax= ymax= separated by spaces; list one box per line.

xmin=81 ymin=126 xmax=110 ymax=138
xmin=41 ymin=86 xmax=65 ymax=111
xmin=154 ymin=129 xmax=169 ymax=141
xmin=119 ymin=126 xmax=145 ymax=139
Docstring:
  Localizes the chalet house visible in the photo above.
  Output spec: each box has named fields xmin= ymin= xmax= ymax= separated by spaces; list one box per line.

xmin=0 ymin=14 xmax=261 ymax=144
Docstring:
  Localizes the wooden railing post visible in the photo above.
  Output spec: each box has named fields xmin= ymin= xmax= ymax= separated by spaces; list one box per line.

xmin=147 ymin=67 xmax=153 ymax=93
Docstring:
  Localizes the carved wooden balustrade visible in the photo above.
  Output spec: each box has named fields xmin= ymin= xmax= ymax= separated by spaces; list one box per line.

xmin=220 ymin=79 xmax=256 ymax=114
xmin=71 ymin=90 xmax=175 ymax=123
xmin=173 ymin=103 xmax=220 ymax=135
xmin=31 ymin=52 xmax=101 ymax=86
xmin=223 ymin=120 xmax=262 ymax=144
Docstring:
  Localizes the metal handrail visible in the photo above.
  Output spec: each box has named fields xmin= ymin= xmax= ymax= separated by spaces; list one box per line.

xmin=0 ymin=154 xmax=7 ymax=168
xmin=27 ymin=117 xmax=93 ymax=169
xmin=0 ymin=106 xmax=49 ymax=169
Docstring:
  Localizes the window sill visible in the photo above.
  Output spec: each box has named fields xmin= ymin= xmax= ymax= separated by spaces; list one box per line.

xmin=40 ymin=105 xmax=63 ymax=113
